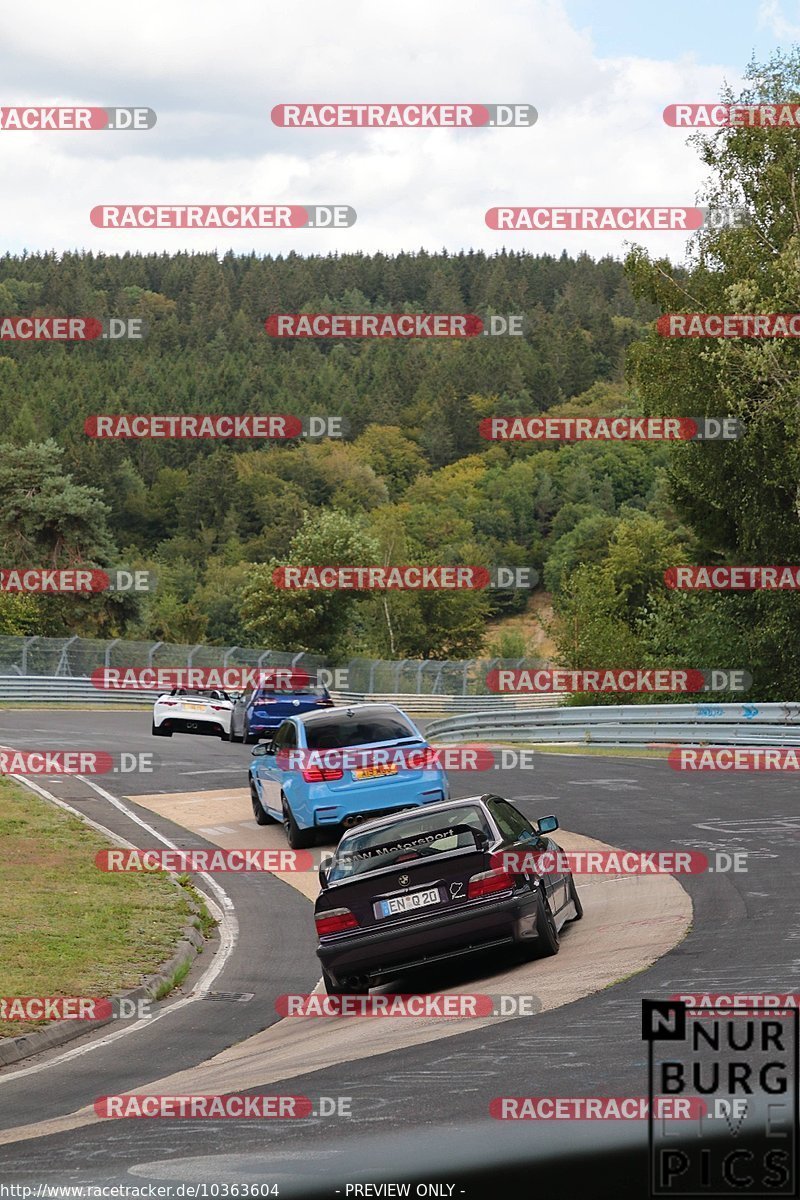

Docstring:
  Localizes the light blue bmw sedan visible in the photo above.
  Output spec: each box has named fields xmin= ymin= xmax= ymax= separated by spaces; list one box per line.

xmin=248 ymin=703 xmax=450 ymax=848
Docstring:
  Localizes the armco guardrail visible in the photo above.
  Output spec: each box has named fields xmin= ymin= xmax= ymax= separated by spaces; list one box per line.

xmin=426 ymin=702 xmax=800 ymax=746
xmin=0 ymin=677 xmax=565 ymax=716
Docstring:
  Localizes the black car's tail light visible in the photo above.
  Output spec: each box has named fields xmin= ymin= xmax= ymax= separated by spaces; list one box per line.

xmin=315 ymin=907 xmax=359 ymax=935
xmin=467 ymin=868 xmax=515 ymax=899
xmin=302 ymin=764 xmax=345 ymax=782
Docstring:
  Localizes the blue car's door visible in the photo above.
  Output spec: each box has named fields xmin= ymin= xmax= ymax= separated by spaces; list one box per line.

xmin=254 ymin=720 xmax=296 ymax=816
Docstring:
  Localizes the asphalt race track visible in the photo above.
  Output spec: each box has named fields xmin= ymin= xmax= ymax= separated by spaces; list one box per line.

xmin=0 ymin=709 xmax=797 ymax=1192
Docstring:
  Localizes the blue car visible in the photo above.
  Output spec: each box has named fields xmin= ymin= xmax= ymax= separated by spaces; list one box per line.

xmin=229 ymin=683 xmax=333 ymax=743
xmin=248 ymin=703 xmax=450 ymax=848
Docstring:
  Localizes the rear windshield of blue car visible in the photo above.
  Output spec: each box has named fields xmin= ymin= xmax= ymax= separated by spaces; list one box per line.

xmin=328 ymin=805 xmax=493 ymax=880
xmin=304 ymin=710 xmax=417 ymax=751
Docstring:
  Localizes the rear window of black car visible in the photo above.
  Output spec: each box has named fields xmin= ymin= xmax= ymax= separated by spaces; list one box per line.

xmin=328 ymin=805 xmax=493 ymax=880
xmin=305 ymin=710 xmax=416 ymax=751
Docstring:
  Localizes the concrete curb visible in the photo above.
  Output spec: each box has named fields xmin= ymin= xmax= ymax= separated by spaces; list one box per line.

xmin=0 ymin=920 xmax=207 ymax=1069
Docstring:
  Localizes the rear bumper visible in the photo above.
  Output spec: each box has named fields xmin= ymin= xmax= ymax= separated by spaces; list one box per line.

xmin=317 ymin=890 xmax=541 ymax=985
xmin=309 ymin=778 xmax=448 ymax=827
xmin=157 ymin=718 xmax=226 ymax=736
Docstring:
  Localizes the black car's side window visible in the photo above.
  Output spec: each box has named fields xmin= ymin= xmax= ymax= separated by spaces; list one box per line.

xmin=487 ymin=799 xmax=536 ymax=841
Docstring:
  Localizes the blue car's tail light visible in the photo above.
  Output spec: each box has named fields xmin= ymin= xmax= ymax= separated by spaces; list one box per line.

xmin=302 ymin=764 xmax=344 ymax=783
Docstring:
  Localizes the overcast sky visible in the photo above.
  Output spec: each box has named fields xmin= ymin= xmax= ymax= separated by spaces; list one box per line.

xmin=0 ymin=0 xmax=796 ymax=262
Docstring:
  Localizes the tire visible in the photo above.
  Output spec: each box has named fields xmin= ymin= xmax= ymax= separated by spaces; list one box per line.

xmin=151 ymin=720 xmax=172 ymax=738
xmin=229 ymin=719 xmax=243 ymax=743
xmin=244 ymin=721 xmax=257 ymax=745
xmin=532 ymin=888 xmax=560 ymax=957
xmin=282 ymin=796 xmax=315 ymax=849
xmin=322 ymin=967 xmax=368 ymax=996
xmin=568 ymin=875 xmax=584 ymax=921
xmin=251 ymin=782 xmax=272 ymax=826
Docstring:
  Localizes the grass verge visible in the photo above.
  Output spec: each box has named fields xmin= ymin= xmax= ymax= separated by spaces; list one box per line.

xmin=0 ymin=776 xmax=195 ymax=1038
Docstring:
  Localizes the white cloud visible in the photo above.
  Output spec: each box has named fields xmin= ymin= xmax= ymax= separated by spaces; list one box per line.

xmin=0 ymin=0 xmax=744 ymax=259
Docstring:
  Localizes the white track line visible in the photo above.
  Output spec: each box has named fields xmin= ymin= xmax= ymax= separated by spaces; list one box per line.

xmin=0 ymin=774 xmax=238 ymax=1084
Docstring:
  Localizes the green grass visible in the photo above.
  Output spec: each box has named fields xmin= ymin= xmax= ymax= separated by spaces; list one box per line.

xmin=0 ymin=776 xmax=191 ymax=1038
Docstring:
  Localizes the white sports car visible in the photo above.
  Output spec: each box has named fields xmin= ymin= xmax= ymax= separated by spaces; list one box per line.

xmin=152 ymin=687 xmax=235 ymax=739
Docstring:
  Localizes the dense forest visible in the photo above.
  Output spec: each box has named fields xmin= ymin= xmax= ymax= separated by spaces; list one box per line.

xmin=3 ymin=41 xmax=800 ymax=711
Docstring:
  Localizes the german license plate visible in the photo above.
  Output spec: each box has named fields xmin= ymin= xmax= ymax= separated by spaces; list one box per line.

xmin=354 ymin=762 xmax=399 ymax=781
xmin=375 ymin=887 xmax=441 ymax=919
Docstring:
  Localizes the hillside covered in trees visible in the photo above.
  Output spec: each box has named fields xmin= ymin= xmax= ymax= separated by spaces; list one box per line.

xmin=3 ymin=74 xmax=800 ymax=712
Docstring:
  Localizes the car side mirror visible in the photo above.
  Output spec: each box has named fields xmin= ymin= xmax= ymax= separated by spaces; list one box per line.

xmin=536 ymin=814 xmax=558 ymax=835
xmin=251 ymin=742 xmax=273 ymax=757
xmin=318 ymin=863 xmax=329 ymax=890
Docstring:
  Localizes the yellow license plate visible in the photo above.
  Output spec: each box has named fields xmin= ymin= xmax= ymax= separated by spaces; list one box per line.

xmin=353 ymin=763 xmax=399 ymax=781
xmin=184 ymin=702 xmax=205 ymax=711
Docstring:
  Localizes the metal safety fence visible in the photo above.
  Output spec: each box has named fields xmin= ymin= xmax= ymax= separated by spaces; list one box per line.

xmin=0 ymin=636 xmax=549 ymax=700
xmin=426 ymin=702 xmax=800 ymax=746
